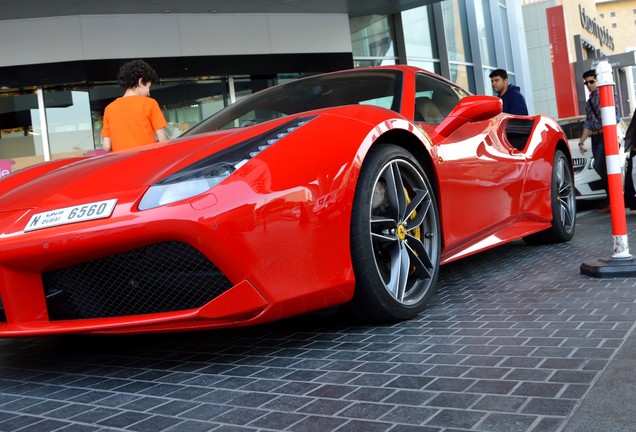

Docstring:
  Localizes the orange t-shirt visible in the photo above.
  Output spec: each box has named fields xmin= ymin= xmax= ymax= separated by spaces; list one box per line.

xmin=101 ymin=96 xmax=168 ymax=152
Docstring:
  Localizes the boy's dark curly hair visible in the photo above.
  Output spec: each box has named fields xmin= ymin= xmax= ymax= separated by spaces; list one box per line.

xmin=117 ymin=59 xmax=159 ymax=89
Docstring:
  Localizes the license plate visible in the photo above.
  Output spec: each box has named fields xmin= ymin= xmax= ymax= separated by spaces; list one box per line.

xmin=24 ymin=199 xmax=118 ymax=232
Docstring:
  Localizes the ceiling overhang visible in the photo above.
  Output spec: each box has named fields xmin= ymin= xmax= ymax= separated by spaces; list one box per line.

xmin=0 ymin=0 xmax=441 ymax=21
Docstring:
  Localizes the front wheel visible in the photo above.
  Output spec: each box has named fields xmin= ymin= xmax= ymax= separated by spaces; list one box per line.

xmin=523 ymin=149 xmax=576 ymax=245
xmin=349 ymin=145 xmax=441 ymax=322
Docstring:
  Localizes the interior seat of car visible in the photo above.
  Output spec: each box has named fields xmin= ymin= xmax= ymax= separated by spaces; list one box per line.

xmin=414 ymin=96 xmax=444 ymax=124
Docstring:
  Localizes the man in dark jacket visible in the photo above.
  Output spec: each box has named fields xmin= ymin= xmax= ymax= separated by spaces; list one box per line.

xmin=489 ymin=69 xmax=529 ymax=115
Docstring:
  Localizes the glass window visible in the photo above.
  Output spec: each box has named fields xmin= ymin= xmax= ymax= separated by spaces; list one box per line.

xmin=499 ymin=1 xmax=514 ymax=72
xmin=155 ymin=78 xmax=229 ymax=138
xmin=401 ymin=6 xmax=441 ymax=75
xmin=0 ymin=87 xmax=44 ymax=174
xmin=44 ymin=86 xmax=96 ymax=160
xmin=474 ymin=0 xmax=496 ymax=68
xmin=484 ymin=67 xmax=496 ymax=96
xmin=440 ymin=0 xmax=476 ymax=92
xmin=88 ymin=82 xmax=121 ymax=151
xmin=442 ymin=0 xmax=472 ymax=63
xmin=350 ymin=15 xmax=398 ymax=67
xmin=450 ymin=63 xmax=476 ymax=94
xmin=402 ymin=6 xmax=439 ymax=61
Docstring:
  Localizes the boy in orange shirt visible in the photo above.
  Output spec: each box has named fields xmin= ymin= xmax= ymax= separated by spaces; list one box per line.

xmin=101 ymin=59 xmax=168 ymax=152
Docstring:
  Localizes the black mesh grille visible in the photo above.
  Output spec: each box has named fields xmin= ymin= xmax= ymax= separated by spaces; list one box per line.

xmin=42 ymin=242 xmax=233 ymax=320
xmin=507 ymin=134 xmax=528 ymax=151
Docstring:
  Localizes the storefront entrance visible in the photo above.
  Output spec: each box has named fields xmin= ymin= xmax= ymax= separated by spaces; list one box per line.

xmin=0 ymin=73 xmax=304 ymax=173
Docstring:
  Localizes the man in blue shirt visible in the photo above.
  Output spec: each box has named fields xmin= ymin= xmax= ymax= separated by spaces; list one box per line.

xmin=489 ymin=69 xmax=528 ymax=115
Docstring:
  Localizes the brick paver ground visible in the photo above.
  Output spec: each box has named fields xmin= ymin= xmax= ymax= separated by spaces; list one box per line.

xmin=0 ymin=209 xmax=635 ymax=431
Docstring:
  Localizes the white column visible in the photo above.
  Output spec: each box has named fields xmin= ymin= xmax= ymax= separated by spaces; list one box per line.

xmin=36 ymin=86 xmax=51 ymax=162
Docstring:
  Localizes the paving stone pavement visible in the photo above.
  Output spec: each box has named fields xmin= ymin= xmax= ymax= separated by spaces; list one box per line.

xmin=1 ymin=209 xmax=636 ymax=431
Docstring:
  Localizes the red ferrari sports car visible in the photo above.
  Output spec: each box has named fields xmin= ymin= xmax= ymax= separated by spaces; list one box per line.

xmin=0 ymin=66 xmax=575 ymax=336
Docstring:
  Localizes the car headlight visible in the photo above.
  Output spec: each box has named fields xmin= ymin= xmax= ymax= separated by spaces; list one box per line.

xmin=138 ymin=116 xmax=315 ymax=210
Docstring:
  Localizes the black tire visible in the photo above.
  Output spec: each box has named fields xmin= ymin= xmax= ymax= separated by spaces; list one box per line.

xmin=349 ymin=144 xmax=441 ymax=322
xmin=523 ymin=149 xmax=576 ymax=245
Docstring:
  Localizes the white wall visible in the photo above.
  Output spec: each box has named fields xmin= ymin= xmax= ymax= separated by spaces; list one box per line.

xmin=522 ymin=1 xmax=558 ymax=118
xmin=0 ymin=13 xmax=352 ymax=67
xmin=507 ymin=1 xmax=536 ymax=115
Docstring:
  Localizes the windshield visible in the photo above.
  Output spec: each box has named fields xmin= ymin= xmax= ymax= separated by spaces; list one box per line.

xmin=185 ymin=69 xmax=403 ymax=135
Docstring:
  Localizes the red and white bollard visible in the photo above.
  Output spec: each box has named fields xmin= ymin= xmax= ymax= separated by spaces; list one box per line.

xmin=596 ymin=61 xmax=630 ymax=259
xmin=581 ymin=60 xmax=636 ymax=277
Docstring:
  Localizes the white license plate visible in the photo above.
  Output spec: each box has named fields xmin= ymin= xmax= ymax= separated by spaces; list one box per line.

xmin=24 ymin=199 xmax=118 ymax=232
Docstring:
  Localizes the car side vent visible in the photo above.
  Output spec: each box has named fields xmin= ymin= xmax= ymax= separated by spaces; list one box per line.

xmin=504 ymin=118 xmax=534 ymax=151
xmin=42 ymin=242 xmax=233 ymax=320
xmin=0 ymin=299 xmax=6 ymax=323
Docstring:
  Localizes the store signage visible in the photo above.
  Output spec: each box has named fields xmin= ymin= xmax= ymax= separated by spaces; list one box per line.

xmin=581 ymin=51 xmax=636 ymax=71
xmin=579 ymin=5 xmax=615 ymax=51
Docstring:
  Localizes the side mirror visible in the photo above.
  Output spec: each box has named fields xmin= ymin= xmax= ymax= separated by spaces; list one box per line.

xmin=434 ymin=95 xmax=502 ymax=138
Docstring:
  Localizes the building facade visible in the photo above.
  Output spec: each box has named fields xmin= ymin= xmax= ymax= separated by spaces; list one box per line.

xmin=0 ymin=0 xmax=531 ymax=175
xmin=596 ymin=0 xmax=636 ymax=116
xmin=522 ymin=0 xmax=635 ymax=120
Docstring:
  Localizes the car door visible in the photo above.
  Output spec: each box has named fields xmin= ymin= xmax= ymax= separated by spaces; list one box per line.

xmin=436 ymin=117 xmax=528 ymax=248
xmin=412 ymin=73 xmax=528 ymax=248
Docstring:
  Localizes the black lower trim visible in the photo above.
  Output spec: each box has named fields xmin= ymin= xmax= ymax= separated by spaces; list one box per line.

xmin=43 ymin=242 xmax=233 ymax=320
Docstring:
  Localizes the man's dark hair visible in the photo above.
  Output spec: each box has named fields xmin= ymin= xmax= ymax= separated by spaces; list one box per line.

xmin=489 ymin=69 xmax=508 ymax=80
xmin=117 ymin=59 xmax=159 ymax=90
xmin=582 ymin=69 xmax=596 ymax=80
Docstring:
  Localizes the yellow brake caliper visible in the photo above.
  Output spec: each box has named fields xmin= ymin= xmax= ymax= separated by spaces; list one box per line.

xmin=404 ymin=187 xmax=421 ymax=273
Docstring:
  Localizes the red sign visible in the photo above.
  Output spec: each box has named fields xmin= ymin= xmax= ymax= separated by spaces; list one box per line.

xmin=547 ymin=6 xmax=579 ymax=118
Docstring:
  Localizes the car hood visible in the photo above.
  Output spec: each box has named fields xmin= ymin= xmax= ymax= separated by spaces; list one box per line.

xmin=0 ymin=119 xmax=293 ymax=212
